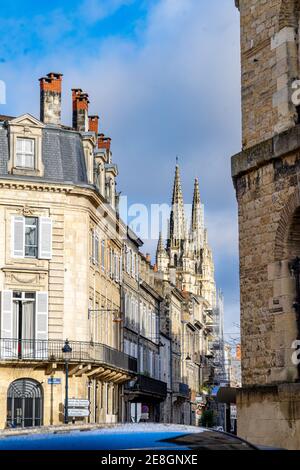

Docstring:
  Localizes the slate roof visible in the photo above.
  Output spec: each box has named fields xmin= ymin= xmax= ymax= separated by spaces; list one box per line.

xmin=0 ymin=121 xmax=88 ymax=185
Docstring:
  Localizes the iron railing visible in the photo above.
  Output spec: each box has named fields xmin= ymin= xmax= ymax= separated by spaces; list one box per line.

xmin=173 ymin=381 xmax=190 ymax=398
xmin=126 ymin=374 xmax=167 ymax=398
xmin=178 ymin=382 xmax=190 ymax=398
xmin=0 ymin=338 xmax=137 ymax=373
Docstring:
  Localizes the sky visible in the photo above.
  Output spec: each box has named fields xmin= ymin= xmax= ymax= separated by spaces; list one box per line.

xmin=0 ymin=0 xmax=241 ymax=340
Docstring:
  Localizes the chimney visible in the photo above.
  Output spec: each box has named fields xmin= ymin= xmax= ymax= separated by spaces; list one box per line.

xmin=98 ymin=133 xmax=111 ymax=151
xmin=88 ymin=115 xmax=99 ymax=134
xmin=72 ymin=89 xmax=89 ymax=132
xmin=39 ymin=72 xmax=63 ymax=125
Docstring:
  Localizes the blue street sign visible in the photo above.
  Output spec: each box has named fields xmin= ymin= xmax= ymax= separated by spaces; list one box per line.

xmin=48 ymin=378 xmax=61 ymax=385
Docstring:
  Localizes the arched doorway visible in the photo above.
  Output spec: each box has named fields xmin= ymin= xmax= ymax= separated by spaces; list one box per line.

xmin=7 ymin=379 xmax=43 ymax=428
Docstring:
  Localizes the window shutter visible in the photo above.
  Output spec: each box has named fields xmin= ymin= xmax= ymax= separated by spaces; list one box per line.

xmin=115 ymin=254 xmax=119 ymax=282
xmin=12 ymin=216 xmax=25 ymax=258
xmin=38 ymin=217 xmax=52 ymax=259
xmin=35 ymin=292 xmax=48 ymax=359
xmin=1 ymin=291 xmax=14 ymax=359
xmin=135 ymin=256 xmax=139 ymax=281
xmin=95 ymin=232 xmax=99 ymax=265
xmin=119 ymin=254 xmax=123 ymax=283
xmin=139 ymin=345 xmax=143 ymax=373
xmin=1 ymin=291 xmax=13 ymax=338
xmin=149 ymin=351 xmax=153 ymax=377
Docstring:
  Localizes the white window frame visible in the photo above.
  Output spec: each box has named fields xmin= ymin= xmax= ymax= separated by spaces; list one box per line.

xmin=16 ymin=137 xmax=35 ymax=169
xmin=12 ymin=215 xmax=52 ymax=260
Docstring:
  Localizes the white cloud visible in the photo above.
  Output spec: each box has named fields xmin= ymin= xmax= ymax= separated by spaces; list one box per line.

xmin=78 ymin=0 xmax=134 ymax=23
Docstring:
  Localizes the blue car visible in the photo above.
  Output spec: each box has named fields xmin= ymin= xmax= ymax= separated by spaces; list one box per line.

xmin=0 ymin=424 xmax=258 ymax=450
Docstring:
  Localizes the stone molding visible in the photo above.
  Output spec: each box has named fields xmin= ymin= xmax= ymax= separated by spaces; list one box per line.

xmin=232 ymin=124 xmax=300 ymax=182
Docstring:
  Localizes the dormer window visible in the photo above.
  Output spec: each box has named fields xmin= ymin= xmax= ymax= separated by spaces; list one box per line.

xmin=16 ymin=138 xmax=35 ymax=169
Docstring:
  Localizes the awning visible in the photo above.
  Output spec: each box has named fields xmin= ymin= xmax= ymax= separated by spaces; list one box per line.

xmin=216 ymin=387 xmax=237 ymax=404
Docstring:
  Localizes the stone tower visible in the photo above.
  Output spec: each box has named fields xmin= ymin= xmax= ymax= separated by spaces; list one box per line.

xmin=232 ymin=0 xmax=300 ymax=450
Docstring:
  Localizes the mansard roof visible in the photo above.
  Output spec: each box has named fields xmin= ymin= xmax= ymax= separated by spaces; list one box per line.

xmin=0 ymin=118 xmax=88 ymax=185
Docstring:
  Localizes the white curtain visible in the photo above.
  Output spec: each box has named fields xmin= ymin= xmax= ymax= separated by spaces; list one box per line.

xmin=11 ymin=301 xmax=19 ymax=358
xmin=22 ymin=301 xmax=34 ymax=358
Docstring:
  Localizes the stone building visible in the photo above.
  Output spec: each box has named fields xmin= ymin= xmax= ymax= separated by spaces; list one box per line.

xmin=0 ymin=73 xmax=137 ymax=428
xmin=122 ymin=240 xmax=167 ymax=423
xmin=232 ymin=0 xmax=300 ymax=450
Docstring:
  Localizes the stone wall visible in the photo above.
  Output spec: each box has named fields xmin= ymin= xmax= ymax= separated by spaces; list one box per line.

xmin=237 ymin=384 xmax=300 ymax=449
xmin=238 ymin=0 xmax=300 ymax=149
xmin=233 ymin=0 xmax=300 ymax=448
xmin=233 ymin=128 xmax=300 ymax=385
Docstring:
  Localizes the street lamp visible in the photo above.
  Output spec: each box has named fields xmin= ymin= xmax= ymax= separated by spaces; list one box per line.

xmin=62 ymin=339 xmax=72 ymax=424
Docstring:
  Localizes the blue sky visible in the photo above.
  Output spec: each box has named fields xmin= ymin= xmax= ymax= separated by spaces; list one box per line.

xmin=0 ymin=0 xmax=241 ymax=340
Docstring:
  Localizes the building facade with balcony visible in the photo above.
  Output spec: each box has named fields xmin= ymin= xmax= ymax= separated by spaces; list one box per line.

xmin=0 ymin=73 xmax=137 ymax=429
xmin=123 ymin=252 xmax=167 ymax=422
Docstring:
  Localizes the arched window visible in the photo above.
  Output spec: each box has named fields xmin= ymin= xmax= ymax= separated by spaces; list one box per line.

xmin=7 ymin=378 xmax=43 ymax=428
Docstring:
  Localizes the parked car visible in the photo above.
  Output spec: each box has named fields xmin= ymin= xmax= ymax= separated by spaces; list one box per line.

xmin=0 ymin=424 xmax=258 ymax=450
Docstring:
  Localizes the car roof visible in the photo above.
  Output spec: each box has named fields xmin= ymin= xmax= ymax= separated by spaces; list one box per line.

xmin=0 ymin=424 xmax=258 ymax=451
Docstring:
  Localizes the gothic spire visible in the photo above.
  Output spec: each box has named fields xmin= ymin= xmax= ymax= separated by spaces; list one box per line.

xmin=168 ymin=165 xmax=186 ymax=249
xmin=156 ymin=232 xmax=168 ymax=272
xmin=156 ymin=232 xmax=166 ymax=258
xmin=190 ymin=178 xmax=204 ymax=253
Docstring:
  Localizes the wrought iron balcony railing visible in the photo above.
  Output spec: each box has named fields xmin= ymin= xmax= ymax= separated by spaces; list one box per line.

xmin=125 ymin=374 xmax=167 ymax=398
xmin=178 ymin=382 xmax=190 ymax=398
xmin=0 ymin=338 xmax=137 ymax=373
xmin=173 ymin=381 xmax=190 ymax=398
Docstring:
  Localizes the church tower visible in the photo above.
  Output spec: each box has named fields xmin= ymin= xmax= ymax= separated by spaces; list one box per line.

xmin=232 ymin=0 xmax=300 ymax=449
xmin=167 ymin=165 xmax=186 ymax=267
xmin=190 ymin=178 xmax=204 ymax=257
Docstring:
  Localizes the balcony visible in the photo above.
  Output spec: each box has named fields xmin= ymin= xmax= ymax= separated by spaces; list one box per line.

xmin=178 ymin=382 xmax=190 ymax=398
xmin=202 ymin=365 xmax=215 ymax=384
xmin=173 ymin=381 xmax=190 ymax=399
xmin=126 ymin=374 xmax=167 ymax=399
xmin=0 ymin=338 xmax=137 ymax=374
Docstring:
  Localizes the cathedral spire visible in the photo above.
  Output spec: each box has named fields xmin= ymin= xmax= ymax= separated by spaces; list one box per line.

xmin=156 ymin=232 xmax=165 ymax=258
xmin=168 ymin=165 xmax=186 ymax=251
xmin=190 ymin=177 xmax=204 ymax=253
xmin=156 ymin=232 xmax=169 ymax=273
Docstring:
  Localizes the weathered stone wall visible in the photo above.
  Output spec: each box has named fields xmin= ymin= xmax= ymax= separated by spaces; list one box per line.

xmin=238 ymin=0 xmax=300 ymax=149
xmin=237 ymin=384 xmax=300 ymax=449
xmin=233 ymin=143 xmax=299 ymax=386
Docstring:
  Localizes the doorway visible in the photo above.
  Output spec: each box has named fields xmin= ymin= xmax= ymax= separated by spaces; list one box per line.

xmin=7 ymin=378 xmax=43 ymax=428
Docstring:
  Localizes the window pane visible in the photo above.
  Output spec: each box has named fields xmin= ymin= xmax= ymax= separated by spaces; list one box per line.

xmin=24 ymin=139 xmax=33 ymax=153
xmin=25 ymin=293 xmax=35 ymax=299
xmin=25 ymin=217 xmax=38 ymax=258
xmin=16 ymin=138 xmax=35 ymax=169
xmin=16 ymin=139 xmax=23 ymax=152
xmin=16 ymin=153 xmax=23 ymax=167
xmin=24 ymin=153 xmax=34 ymax=169
xmin=25 ymin=218 xmax=37 ymax=226
xmin=13 ymin=292 xmax=22 ymax=299
xmin=25 ymin=245 xmax=37 ymax=257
